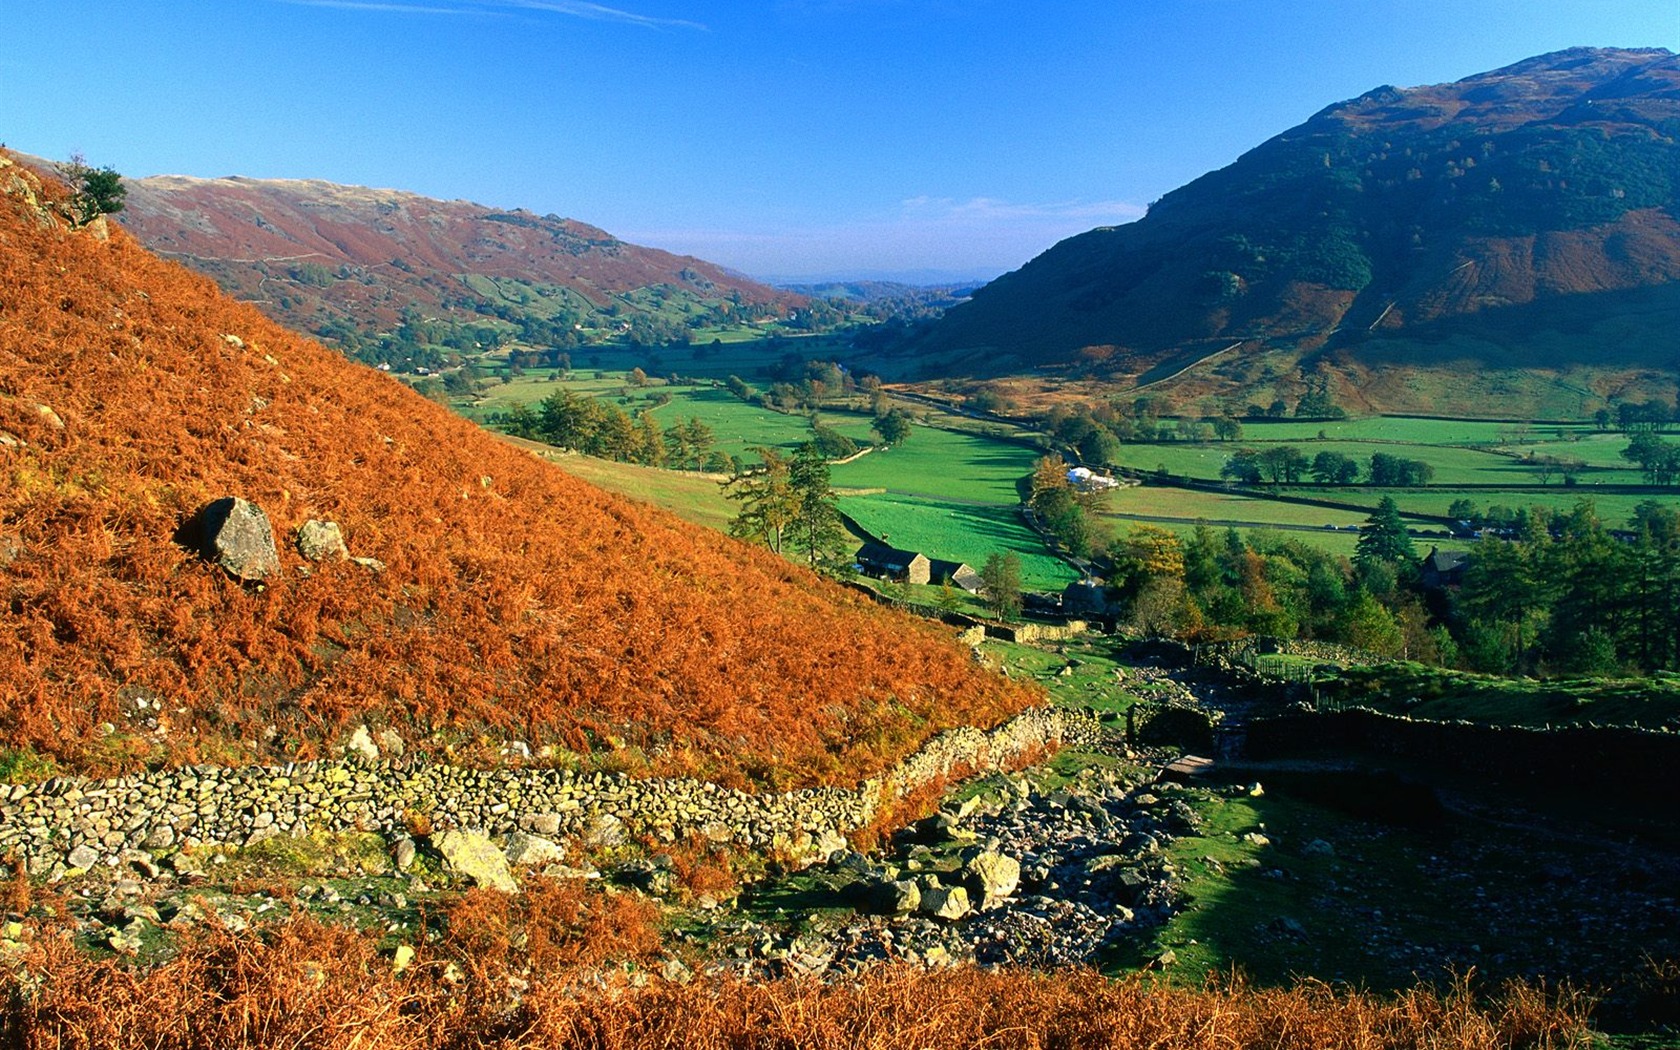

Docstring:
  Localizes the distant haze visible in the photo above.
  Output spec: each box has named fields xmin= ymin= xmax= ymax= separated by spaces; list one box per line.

xmin=2 ymin=2 xmax=1675 ymax=275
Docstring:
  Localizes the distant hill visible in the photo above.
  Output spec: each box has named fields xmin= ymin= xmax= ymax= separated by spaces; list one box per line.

xmin=105 ymin=169 xmax=802 ymax=369
xmin=921 ymin=47 xmax=1680 ymax=416
xmin=779 ymin=280 xmax=979 ymax=304
xmin=0 ymin=150 xmax=1031 ymax=785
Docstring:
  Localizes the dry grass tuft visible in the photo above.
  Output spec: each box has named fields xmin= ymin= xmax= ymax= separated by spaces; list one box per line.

xmin=0 ymin=908 xmax=1597 ymax=1049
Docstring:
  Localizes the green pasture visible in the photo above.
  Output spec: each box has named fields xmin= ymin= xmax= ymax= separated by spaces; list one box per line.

xmin=1103 ymin=485 xmax=1372 ymax=528
xmin=1104 ymin=438 xmax=1619 ymax=485
xmin=1323 ymin=663 xmax=1680 ymax=731
xmin=840 ymin=493 xmax=1077 ymax=592
xmin=1348 ymin=488 xmax=1676 ymax=527
xmin=830 ymin=426 xmax=1039 ymax=503
xmin=542 ymin=452 xmax=735 ymax=532
xmin=1218 ymin=417 xmax=1598 ymax=445
xmin=1108 ymin=518 xmax=1364 ymax=558
xmin=467 ymin=372 xmax=877 ymax=460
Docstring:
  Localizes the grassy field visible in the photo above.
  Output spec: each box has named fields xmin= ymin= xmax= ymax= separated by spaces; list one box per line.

xmin=1107 ymin=438 xmax=1649 ymax=486
xmin=1104 ymin=485 xmax=1372 ymax=527
xmin=829 ymin=425 xmax=1077 ymax=589
xmin=830 ymin=426 xmax=1037 ymax=503
xmin=532 ymin=448 xmax=736 ymax=532
xmin=468 ymin=372 xmax=878 ymax=460
xmin=841 ymin=494 xmax=1077 ymax=591
xmin=1322 ymin=663 xmax=1680 ymax=730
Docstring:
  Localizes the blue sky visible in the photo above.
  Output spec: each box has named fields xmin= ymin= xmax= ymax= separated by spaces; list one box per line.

xmin=3 ymin=1 xmax=1676 ymax=280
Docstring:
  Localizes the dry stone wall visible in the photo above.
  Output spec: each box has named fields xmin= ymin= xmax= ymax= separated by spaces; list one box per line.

xmin=0 ymin=706 xmax=1087 ymax=879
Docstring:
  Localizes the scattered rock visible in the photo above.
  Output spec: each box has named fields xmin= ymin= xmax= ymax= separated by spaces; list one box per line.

xmin=374 ymin=728 xmax=405 ymax=758
xmin=296 ymin=520 xmax=349 ymax=562
xmin=142 ymin=826 xmax=176 ymax=851
xmin=919 ymin=884 xmax=972 ymax=921
xmin=866 ymin=878 xmax=922 ymax=915
xmin=179 ymin=497 xmax=279 ymax=582
xmin=351 ymin=555 xmax=386 ymax=573
xmin=33 ymin=403 xmax=64 ymax=430
xmin=582 ymin=814 xmax=625 ymax=849
xmin=1302 ymin=838 xmax=1335 ymax=858
xmin=436 ymin=829 xmax=519 ymax=894
xmin=526 ymin=813 xmax=563 ymax=838
xmin=503 ymin=832 xmax=565 ymax=867
xmin=65 ymin=844 xmax=99 ymax=871
xmin=392 ymin=944 xmax=416 ymax=974
xmin=392 ymin=837 xmax=417 ymax=872
xmin=963 ymin=849 xmax=1021 ymax=908
xmin=345 ymin=725 xmax=379 ymax=764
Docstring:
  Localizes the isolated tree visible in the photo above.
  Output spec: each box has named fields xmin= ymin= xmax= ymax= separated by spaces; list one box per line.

xmin=871 ymin=410 xmax=912 ymax=447
xmin=786 ymin=442 xmax=848 ymax=571
xmin=933 ymin=580 xmax=964 ymax=617
xmin=63 ymin=154 xmax=126 ymax=227
xmin=1078 ymin=426 xmax=1122 ymax=466
xmin=979 ymin=552 xmax=1024 ymax=620
xmin=723 ymin=448 xmax=800 ymax=554
xmin=1353 ymin=496 xmax=1416 ymax=569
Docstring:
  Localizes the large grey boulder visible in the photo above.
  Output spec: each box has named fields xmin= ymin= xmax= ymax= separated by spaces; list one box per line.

xmin=437 ymin=829 xmax=518 ymax=893
xmin=181 ymin=497 xmax=279 ymax=581
xmin=963 ymin=849 xmax=1021 ymax=908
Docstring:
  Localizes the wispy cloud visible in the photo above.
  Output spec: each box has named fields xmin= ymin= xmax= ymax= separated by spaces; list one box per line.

xmin=506 ymin=1 xmax=705 ymax=30
xmin=278 ymin=0 xmax=706 ymax=30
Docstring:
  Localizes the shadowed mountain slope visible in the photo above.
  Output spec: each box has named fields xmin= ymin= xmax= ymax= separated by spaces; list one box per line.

xmin=0 ymin=152 xmax=1033 ymax=786
xmin=921 ymin=47 xmax=1680 ymax=414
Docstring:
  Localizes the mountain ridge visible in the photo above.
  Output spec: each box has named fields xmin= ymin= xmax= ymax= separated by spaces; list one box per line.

xmin=103 ymin=166 xmax=803 ymax=363
xmin=918 ymin=47 xmax=1680 ymax=415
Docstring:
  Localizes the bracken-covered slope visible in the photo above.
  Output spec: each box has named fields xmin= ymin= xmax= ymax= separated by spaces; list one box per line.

xmin=110 ymin=169 xmax=801 ymax=359
xmin=922 ymin=47 xmax=1680 ymax=414
xmin=0 ymin=152 xmax=1033 ymax=786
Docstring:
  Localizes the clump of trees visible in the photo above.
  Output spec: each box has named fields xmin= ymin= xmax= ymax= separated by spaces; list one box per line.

xmin=1220 ymin=449 xmax=1434 ymax=486
xmin=496 ymin=389 xmax=723 ymax=470
xmin=1108 ymin=496 xmax=1680 ymax=677
xmin=1027 ymin=455 xmax=1113 ymax=558
xmin=1032 ymin=398 xmax=1240 ymax=466
xmin=1622 ymin=431 xmax=1680 ymax=486
xmin=723 ymin=444 xmax=848 ymax=571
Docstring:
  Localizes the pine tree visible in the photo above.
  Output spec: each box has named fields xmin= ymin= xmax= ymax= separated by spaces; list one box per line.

xmin=723 ymin=448 xmax=801 ymax=554
xmin=1354 ymin=496 xmax=1416 ymax=568
xmin=787 ymin=442 xmax=848 ymax=571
